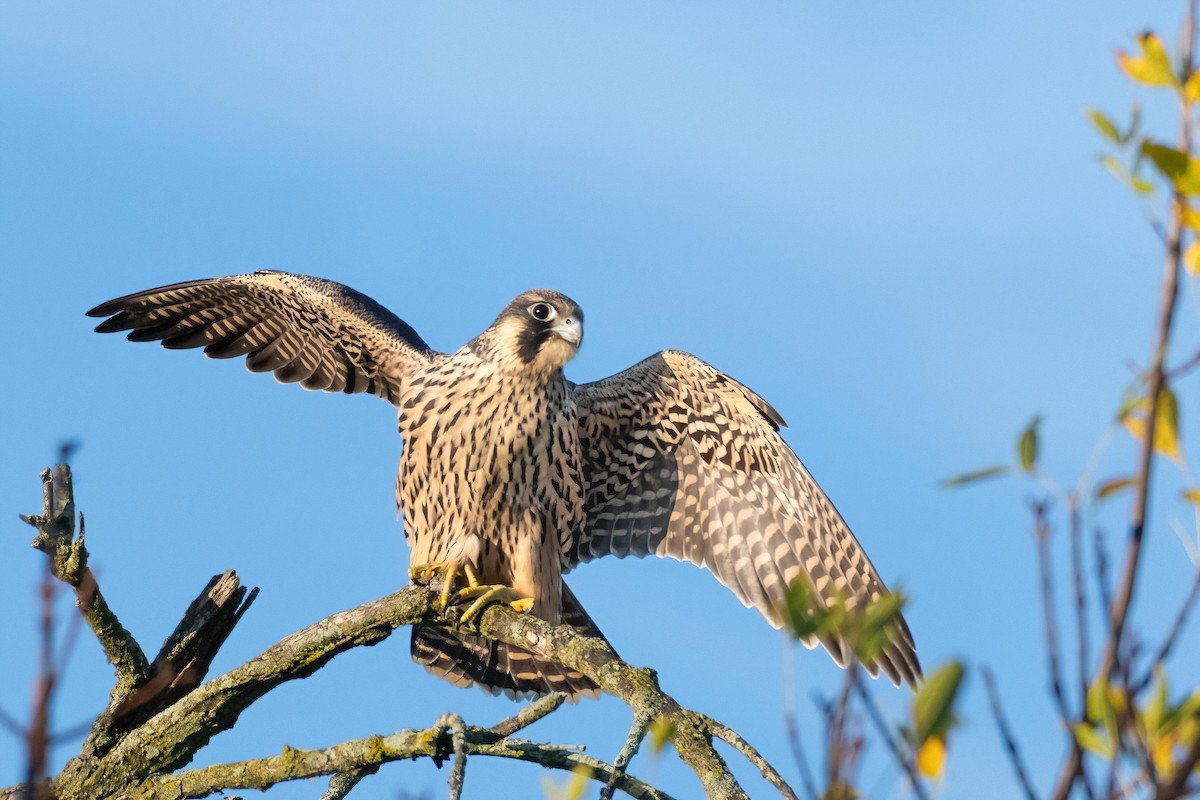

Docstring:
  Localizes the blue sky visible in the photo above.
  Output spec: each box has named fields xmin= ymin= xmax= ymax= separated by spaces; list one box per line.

xmin=2 ymin=3 xmax=1198 ymax=798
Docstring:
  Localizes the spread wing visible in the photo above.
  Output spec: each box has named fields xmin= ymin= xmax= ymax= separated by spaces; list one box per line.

xmin=87 ymin=270 xmax=439 ymax=405
xmin=571 ymin=350 xmax=920 ymax=686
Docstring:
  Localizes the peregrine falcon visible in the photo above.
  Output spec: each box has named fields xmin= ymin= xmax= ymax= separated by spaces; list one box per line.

xmin=88 ymin=270 xmax=920 ymax=699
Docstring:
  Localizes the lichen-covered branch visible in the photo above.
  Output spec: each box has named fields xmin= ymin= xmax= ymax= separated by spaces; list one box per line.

xmin=696 ymin=713 xmax=798 ymax=800
xmin=125 ymin=717 xmax=675 ymax=800
xmin=45 ymin=581 xmax=778 ymax=799
xmin=14 ymin=465 xmax=788 ymax=800
xmin=473 ymin=604 xmax=761 ymax=799
xmin=21 ymin=465 xmax=151 ymax=700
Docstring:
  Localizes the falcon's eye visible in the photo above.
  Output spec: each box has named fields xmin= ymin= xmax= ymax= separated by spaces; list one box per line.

xmin=529 ymin=303 xmax=556 ymax=322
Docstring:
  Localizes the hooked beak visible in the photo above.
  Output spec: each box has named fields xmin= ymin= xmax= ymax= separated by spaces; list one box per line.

xmin=552 ymin=316 xmax=582 ymax=347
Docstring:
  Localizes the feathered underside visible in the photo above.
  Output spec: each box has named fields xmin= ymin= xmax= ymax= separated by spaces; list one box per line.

xmin=570 ymin=350 xmax=921 ymax=687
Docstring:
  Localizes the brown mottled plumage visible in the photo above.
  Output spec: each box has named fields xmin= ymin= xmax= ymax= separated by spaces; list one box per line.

xmin=87 ymin=270 xmax=921 ymax=699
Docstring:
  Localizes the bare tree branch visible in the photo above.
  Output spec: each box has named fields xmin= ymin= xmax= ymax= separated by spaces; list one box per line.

xmin=784 ymin=711 xmax=819 ymax=800
xmin=320 ymin=767 xmax=377 ymax=800
xmin=603 ymin=707 xmax=654 ymax=800
xmin=1131 ymin=565 xmax=1200 ymax=694
xmin=1069 ymin=499 xmax=1090 ymax=713
xmin=982 ymin=668 xmax=1039 ymax=800
xmin=20 ymin=466 xmax=150 ymax=699
xmin=124 ymin=717 xmax=675 ymax=800
xmin=1033 ymin=500 xmax=1073 ymax=725
xmin=1056 ymin=10 xmax=1196 ymax=796
xmin=850 ymin=677 xmax=928 ymax=800
xmin=13 ymin=464 xmax=791 ymax=800
xmin=697 ymin=712 xmax=799 ymax=800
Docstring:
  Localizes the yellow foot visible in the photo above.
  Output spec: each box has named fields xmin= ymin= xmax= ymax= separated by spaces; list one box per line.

xmin=408 ymin=561 xmax=469 ymax=610
xmin=455 ymin=584 xmax=536 ymax=624
xmin=408 ymin=561 xmax=451 ymax=586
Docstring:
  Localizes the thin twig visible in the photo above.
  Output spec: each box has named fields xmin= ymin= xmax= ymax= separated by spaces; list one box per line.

xmin=851 ymin=678 xmax=929 ymax=800
xmin=0 ymin=708 xmax=23 ymax=738
xmin=784 ymin=712 xmax=819 ymax=800
xmin=1069 ymin=498 xmax=1090 ymax=712
xmin=320 ymin=766 xmax=378 ymax=800
xmin=826 ymin=665 xmax=857 ymax=793
xmin=27 ymin=568 xmax=56 ymax=794
xmin=697 ymin=713 xmax=799 ymax=800
xmin=982 ymin=668 xmax=1039 ymax=800
xmin=603 ymin=708 xmax=653 ymax=800
xmin=1094 ymin=527 xmax=1114 ymax=624
xmin=489 ymin=693 xmax=565 ymax=738
xmin=1166 ymin=347 xmax=1200 ymax=380
xmin=433 ymin=713 xmax=467 ymax=800
xmin=125 ymin=722 xmax=675 ymax=800
xmin=1131 ymin=565 xmax=1200 ymax=694
xmin=1033 ymin=500 xmax=1073 ymax=724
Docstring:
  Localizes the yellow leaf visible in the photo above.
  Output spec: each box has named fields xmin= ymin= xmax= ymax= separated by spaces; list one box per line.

xmin=1158 ymin=385 xmax=1182 ymax=461
xmin=542 ymin=766 xmax=592 ymax=800
xmin=1123 ymin=388 xmax=1182 ymax=462
xmin=1153 ymin=733 xmax=1175 ymax=776
xmin=1188 ymin=70 xmax=1200 ymax=104
xmin=916 ymin=736 xmax=946 ymax=778
xmin=1096 ymin=476 xmax=1136 ymax=500
xmin=1183 ymin=489 xmax=1200 ymax=505
xmin=1187 ymin=240 xmax=1200 ymax=275
xmin=1182 ymin=206 xmax=1200 ymax=230
xmin=1117 ymin=33 xmax=1177 ymax=87
xmin=1102 ymin=156 xmax=1155 ymax=195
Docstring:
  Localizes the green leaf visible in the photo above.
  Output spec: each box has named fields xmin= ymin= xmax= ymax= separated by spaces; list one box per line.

xmin=1158 ymin=384 xmax=1182 ymax=461
xmin=1073 ymin=723 xmax=1114 ymax=758
xmin=1096 ymin=476 xmax=1137 ymax=500
xmin=914 ymin=661 xmax=966 ymax=743
xmin=851 ymin=590 xmax=907 ymax=663
xmin=1102 ymin=156 xmax=1155 ymax=195
xmin=1086 ymin=678 xmax=1120 ymax=743
xmin=1143 ymin=142 xmax=1200 ymax=194
xmin=1088 ymin=109 xmax=1120 ymax=144
xmin=648 ymin=717 xmax=676 ymax=754
xmin=1117 ymin=32 xmax=1177 ymax=88
xmin=1018 ymin=415 xmax=1041 ymax=473
xmin=940 ymin=465 xmax=1009 ymax=488
xmin=1144 ymin=670 xmax=1169 ymax=736
xmin=783 ymin=578 xmax=828 ymax=641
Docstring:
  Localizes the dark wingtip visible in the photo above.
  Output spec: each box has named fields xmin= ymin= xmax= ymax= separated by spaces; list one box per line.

xmin=86 ymin=300 xmax=118 ymax=319
xmin=92 ymin=312 xmax=135 ymax=334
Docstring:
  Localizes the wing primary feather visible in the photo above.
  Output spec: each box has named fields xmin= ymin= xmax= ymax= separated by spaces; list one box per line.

xmin=88 ymin=271 xmax=440 ymax=406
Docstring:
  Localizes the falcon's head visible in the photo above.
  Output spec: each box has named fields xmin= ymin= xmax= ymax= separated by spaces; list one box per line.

xmin=476 ymin=289 xmax=583 ymax=374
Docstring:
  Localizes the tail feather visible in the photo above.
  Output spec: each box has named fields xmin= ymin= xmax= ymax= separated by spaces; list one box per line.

xmin=411 ymin=582 xmax=608 ymax=700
